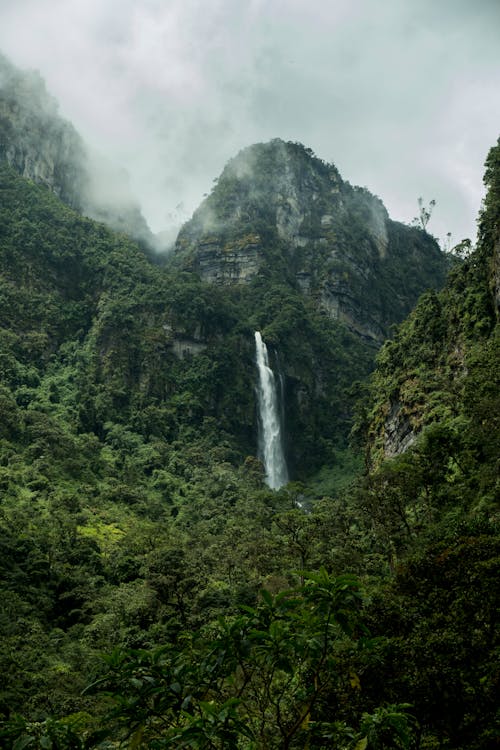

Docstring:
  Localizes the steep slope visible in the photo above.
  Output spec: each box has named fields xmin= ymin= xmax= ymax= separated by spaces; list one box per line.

xmin=0 ymin=52 xmax=153 ymax=247
xmin=366 ymin=138 xmax=499 ymax=484
xmin=0 ymin=161 xmax=371 ymax=482
xmin=175 ymin=139 xmax=448 ymax=342
xmin=0 ymin=69 xmax=498 ymax=747
xmin=0 ymin=164 xmax=241 ymax=441
xmin=0 ymin=158 xmax=374 ymax=724
xmin=334 ymin=138 xmax=500 ymax=750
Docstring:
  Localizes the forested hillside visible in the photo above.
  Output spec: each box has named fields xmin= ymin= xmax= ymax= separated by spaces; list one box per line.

xmin=0 ymin=82 xmax=499 ymax=747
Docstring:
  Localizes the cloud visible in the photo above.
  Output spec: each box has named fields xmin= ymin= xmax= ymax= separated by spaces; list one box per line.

xmin=0 ymin=0 xmax=498 ymax=243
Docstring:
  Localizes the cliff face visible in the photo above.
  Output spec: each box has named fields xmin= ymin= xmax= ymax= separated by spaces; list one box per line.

xmin=176 ymin=139 xmax=448 ymax=343
xmin=0 ymin=53 xmax=153 ymax=247
xmin=366 ymin=138 xmax=500 ymax=463
xmin=0 ymin=55 xmax=86 ymax=208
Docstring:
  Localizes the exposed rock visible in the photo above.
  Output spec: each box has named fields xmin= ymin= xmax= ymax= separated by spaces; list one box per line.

xmin=367 ymin=200 xmax=389 ymax=259
xmin=384 ymin=400 xmax=417 ymax=457
xmin=171 ymin=339 xmax=207 ymax=359
xmin=0 ymin=58 xmax=86 ymax=208
xmin=182 ymin=234 xmax=263 ymax=284
xmin=175 ymin=139 xmax=448 ymax=343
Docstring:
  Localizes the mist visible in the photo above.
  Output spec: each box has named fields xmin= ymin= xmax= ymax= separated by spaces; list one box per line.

xmin=0 ymin=0 xmax=498 ymax=246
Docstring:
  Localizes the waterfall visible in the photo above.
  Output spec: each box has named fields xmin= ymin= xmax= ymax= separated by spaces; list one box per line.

xmin=254 ymin=331 xmax=289 ymax=489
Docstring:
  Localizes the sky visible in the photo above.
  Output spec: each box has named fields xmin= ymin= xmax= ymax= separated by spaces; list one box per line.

xmin=0 ymin=0 xmax=499 ymax=245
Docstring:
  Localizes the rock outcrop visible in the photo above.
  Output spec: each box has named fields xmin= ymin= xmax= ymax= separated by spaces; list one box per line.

xmin=176 ymin=139 xmax=448 ymax=343
xmin=383 ymin=400 xmax=417 ymax=457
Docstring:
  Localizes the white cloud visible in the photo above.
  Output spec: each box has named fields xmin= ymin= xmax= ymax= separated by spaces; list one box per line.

xmin=0 ymin=0 xmax=498 ymax=241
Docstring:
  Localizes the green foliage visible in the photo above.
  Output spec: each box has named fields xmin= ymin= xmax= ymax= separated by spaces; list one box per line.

xmin=358 ymin=704 xmax=417 ymax=749
xmin=0 ymin=712 xmax=104 ymax=750
xmin=360 ymin=521 xmax=500 ymax=750
xmin=83 ymin=571 xmax=367 ymax=748
xmin=0 ymin=138 xmax=499 ymax=750
xmin=366 ymin=199 xmax=498 ymax=469
xmin=478 ymin=136 xmax=500 ymax=253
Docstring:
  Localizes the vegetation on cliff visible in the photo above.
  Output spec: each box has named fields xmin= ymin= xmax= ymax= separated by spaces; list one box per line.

xmin=175 ymin=139 xmax=449 ymax=343
xmin=0 ymin=127 xmax=498 ymax=749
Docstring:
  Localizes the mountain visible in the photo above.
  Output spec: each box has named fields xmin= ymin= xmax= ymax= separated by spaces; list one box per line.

xmin=0 ymin=51 xmax=450 ymax=342
xmin=175 ymin=138 xmax=449 ymax=342
xmin=1 ymin=58 xmax=498 ymax=749
xmin=0 ymin=159 xmax=373 ymax=478
xmin=1 ymin=57 xmax=449 ymax=478
xmin=0 ymin=52 xmax=154 ymax=248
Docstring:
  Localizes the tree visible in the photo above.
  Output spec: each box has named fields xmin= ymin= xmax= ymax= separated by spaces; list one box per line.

xmin=412 ymin=197 xmax=436 ymax=231
xmin=80 ymin=571 xmax=376 ymax=748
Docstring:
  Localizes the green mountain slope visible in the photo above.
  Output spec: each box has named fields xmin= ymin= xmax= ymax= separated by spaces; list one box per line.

xmin=0 ymin=160 xmax=375 ymax=732
xmin=340 ymin=140 xmax=500 ymax=750
xmin=365 ymin=139 xmax=499 ymax=508
xmin=0 ymin=62 xmax=498 ymax=745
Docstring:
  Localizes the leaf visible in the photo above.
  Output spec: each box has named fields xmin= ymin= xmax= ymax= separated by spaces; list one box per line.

xmin=350 ymin=671 xmax=361 ymax=691
xmin=260 ymin=588 xmax=274 ymax=607
xmin=130 ymin=726 xmax=143 ymax=750
xmin=248 ymin=628 xmax=269 ymax=641
xmin=355 ymin=738 xmax=368 ymax=750
xmin=181 ymin=694 xmax=193 ymax=710
xmin=238 ymin=604 xmax=257 ymax=616
xmin=12 ymin=737 xmax=35 ymax=750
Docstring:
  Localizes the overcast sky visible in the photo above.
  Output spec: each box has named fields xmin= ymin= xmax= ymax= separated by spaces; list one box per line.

xmin=0 ymin=0 xmax=499 ymax=244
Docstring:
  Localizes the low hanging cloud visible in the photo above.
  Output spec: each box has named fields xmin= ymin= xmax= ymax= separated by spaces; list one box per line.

xmin=0 ymin=0 xmax=498 ymax=244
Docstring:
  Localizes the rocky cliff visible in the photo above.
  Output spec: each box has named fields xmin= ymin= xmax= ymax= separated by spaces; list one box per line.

xmin=0 ymin=52 xmax=153 ymax=247
xmin=176 ymin=139 xmax=449 ymax=343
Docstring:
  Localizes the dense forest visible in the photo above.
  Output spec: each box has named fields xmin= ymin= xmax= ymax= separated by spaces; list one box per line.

xmin=0 ymin=87 xmax=499 ymax=748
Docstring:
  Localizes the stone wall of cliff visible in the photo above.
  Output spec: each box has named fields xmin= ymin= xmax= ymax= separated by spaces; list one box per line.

xmin=175 ymin=139 xmax=448 ymax=343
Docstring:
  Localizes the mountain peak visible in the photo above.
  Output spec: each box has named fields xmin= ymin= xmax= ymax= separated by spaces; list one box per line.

xmin=175 ymin=139 xmax=446 ymax=342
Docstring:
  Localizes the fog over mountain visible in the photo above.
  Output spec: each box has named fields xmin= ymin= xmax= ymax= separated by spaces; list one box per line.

xmin=0 ymin=0 xmax=498 ymax=245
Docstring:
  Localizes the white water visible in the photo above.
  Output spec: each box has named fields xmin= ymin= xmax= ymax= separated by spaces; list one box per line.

xmin=254 ymin=331 xmax=289 ymax=489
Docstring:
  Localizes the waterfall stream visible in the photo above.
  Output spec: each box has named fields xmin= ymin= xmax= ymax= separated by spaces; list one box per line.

xmin=254 ymin=331 xmax=289 ymax=489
